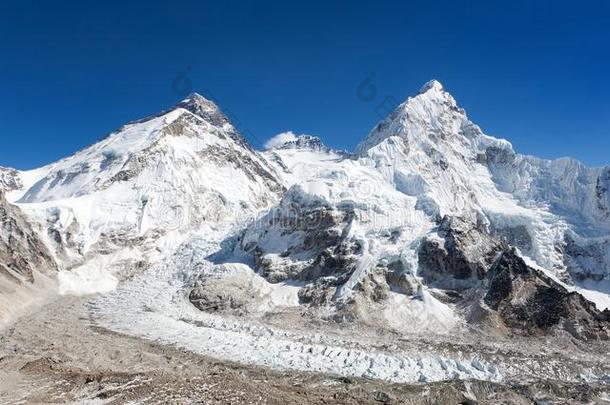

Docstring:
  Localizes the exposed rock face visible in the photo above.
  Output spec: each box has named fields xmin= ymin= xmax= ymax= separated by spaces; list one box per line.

xmin=356 ymin=266 xmax=391 ymax=303
xmin=275 ymin=135 xmax=329 ymax=152
xmin=175 ymin=92 xmax=249 ymax=147
xmin=238 ymin=186 xmax=358 ymax=286
xmin=189 ymin=277 xmax=252 ymax=315
xmin=481 ymin=248 xmax=610 ymax=340
xmin=381 ymin=259 xmax=418 ymax=296
xmin=418 ymin=216 xmax=503 ymax=290
xmin=197 ymin=143 xmax=284 ymax=195
xmin=480 ymin=145 xmax=516 ymax=166
xmin=13 ymin=93 xmax=284 ymax=281
xmin=182 ymin=81 xmax=610 ymax=344
xmin=1 ymin=81 xmax=609 ymax=399
xmin=0 ymin=192 xmax=57 ymax=284
xmin=564 ymin=233 xmax=610 ymax=282
xmin=489 ymin=223 xmax=533 ymax=252
xmin=0 ymin=167 xmax=22 ymax=193
xmin=18 ymin=93 xmax=282 ymax=212
xmin=596 ymin=167 xmax=610 ymax=216
xmin=416 ymin=216 xmax=610 ymax=340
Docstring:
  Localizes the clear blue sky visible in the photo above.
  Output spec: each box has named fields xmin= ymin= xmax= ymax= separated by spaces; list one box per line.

xmin=1 ymin=0 xmax=609 ymax=169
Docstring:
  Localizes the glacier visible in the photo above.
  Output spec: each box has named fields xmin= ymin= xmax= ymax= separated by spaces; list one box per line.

xmin=1 ymin=81 xmax=609 ymax=385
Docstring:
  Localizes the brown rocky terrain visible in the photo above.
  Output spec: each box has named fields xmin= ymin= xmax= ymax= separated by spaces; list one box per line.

xmin=2 ymin=295 xmax=610 ymax=404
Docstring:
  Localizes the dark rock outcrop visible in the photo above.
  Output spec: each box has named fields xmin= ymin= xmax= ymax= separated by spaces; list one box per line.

xmin=418 ymin=216 xmax=503 ymax=290
xmin=563 ymin=233 xmax=609 ymax=283
xmin=0 ymin=192 xmax=57 ymax=285
xmin=239 ymin=188 xmax=358 ymax=286
xmin=481 ymin=248 xmax=610 ymax=340
xmin=418 ymin=216 xmax=610 ymax=340
xmin=189 ymin=277 xmax=253 ymax=315
xmin=595 ymin=167 xmax=610 ymax=216
xmin=274 ymin=135 xmax=329 ymax=152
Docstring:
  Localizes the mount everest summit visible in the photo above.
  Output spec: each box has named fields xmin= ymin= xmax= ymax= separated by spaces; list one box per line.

xmin=1 ymin=81 xmax=610 ymax=390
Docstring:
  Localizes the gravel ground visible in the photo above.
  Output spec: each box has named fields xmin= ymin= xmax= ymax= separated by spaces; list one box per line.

xmin=1 ymin=295 xmax=610 ymax=404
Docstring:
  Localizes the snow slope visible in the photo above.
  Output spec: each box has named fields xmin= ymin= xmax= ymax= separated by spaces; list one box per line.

xmin=6 ymin=94 xmax=283 ymax=292
xmin=2 ymin=82 xmax=609 ymax=384
xmin=355 ymin=80 xmax=610 ymax=303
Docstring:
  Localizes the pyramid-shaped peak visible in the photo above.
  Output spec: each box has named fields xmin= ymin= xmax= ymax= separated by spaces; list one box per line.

xmin=178 ymin=92 xmax=218 ymax=111
xmin=418 ymin=79 xmax=444 ymax=94
xmin=355 ymin=80 xmax=470 ymax=154
xmin=175 ymin=92 xmax=229 ymax=127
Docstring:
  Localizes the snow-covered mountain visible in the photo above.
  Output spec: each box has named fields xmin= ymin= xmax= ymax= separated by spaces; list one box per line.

xmin=4 ymin=93 xmax=283 ymax=294
xmin=2 ymin=82 xmax=610 ymax=384
xmin=226 ymin=80 xmax=610 ymax=339
xmin=357 ymin=80 xmax=610 ymax=284
xmin=0 ymin=192 xmax=57 ymax=326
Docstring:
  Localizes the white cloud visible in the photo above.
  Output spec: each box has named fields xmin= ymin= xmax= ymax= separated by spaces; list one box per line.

xmin=263 ymin=131 xmax=298 ymax=150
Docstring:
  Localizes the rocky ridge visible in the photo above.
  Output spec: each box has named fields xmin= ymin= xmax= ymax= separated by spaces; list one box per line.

xmin=1 ymin=82 xmax=609 ymax=389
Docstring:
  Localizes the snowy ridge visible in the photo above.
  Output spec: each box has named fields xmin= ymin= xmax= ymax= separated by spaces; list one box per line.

xmin=2 ymin=81 xmax=609 ymax=385
xmin=356 ymin=79 xmax=610 ymax=291
xmin=6 ymin=93 xmax=283 ymax=292
xmin=268 ymin=133 xmax=329 ymax=151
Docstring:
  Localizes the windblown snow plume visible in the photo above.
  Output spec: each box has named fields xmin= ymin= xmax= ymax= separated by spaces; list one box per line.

xmin=264 ymin=131 xmax=299 ymax=149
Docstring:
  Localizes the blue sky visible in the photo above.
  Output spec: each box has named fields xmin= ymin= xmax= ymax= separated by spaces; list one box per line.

xmin=1 ymin=0 xmax=609 ymax=169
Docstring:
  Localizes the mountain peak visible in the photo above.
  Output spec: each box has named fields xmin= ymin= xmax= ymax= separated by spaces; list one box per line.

xmin=180 ymin=92 xmax=210 ymax=105
xmin=418 ymin=79 xmax=444 ymax=94
xmin=264 ymin=132 xmax=329 ymax=151
xmin=355 ymin=80 xmax=471 ymax=155
xmin=175 ymin=92 xmax=229 ymax=127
